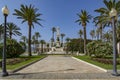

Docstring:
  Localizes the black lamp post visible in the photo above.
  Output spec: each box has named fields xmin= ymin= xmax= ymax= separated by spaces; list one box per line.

xmin=109 ymin=8 xmax=118 ymax=76
xmin=2 ymin=6 xmax=9 ymax=77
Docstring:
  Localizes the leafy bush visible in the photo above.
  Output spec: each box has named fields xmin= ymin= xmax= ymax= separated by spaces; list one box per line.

xmin=67 ymin=38 xmax=91 ymax=53
xmin=0 ymin=39 xmax=25 ymax=58
xmin=87 ymin=41 xmax=112 ymax=58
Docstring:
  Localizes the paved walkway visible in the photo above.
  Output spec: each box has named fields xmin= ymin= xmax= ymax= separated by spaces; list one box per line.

xmin=1 ymin=55 xmax=120 ymax=79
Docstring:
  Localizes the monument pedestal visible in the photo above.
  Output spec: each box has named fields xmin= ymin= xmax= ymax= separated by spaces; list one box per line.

xmin=56 ymin=41 xmax=60 ymax=48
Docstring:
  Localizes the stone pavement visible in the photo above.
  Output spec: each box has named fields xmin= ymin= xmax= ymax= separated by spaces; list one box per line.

xmin=1 ymin=55 xmax=120 ymax=79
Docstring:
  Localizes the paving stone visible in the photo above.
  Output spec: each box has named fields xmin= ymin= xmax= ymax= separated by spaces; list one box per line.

xmin=0 ymin=55 xmax=120 ymax=79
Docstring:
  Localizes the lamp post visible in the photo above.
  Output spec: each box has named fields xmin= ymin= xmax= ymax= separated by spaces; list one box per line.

xmin=1 ymin=6 xmax=9 ymax=76
xmin=109 ymin=8 xmax=118 ymax=76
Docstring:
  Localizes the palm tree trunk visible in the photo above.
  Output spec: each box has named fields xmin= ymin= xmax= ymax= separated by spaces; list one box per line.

xmin=41 ymin=43 xmax=43 ymax=53
xmin=28 ymin=24 xmax=32 ymax=56
xmin=53 ymin=32 xmax=54 ymax=42
xmin=61 ymin=37 xmax=63 ymax=47
xmin=83 ymin=26 xmax=87 ymax=55
xmin=100 ymin=26 xmax=103 ymax=41
xmin=10 ymin=35 xmax=12 ymax=39
xmin=10 ymin=32 xmax=12 ymax=39
xmin=80 ymin=37 xmax=82 ymax=53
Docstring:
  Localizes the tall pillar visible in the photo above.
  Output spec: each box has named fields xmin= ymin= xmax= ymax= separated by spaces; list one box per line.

xmin=56 ymin=27 xmax=60 ymax=48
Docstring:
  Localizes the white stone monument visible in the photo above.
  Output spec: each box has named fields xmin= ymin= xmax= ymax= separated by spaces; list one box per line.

xmin=56 ymin=27 xmax=60 ymax=48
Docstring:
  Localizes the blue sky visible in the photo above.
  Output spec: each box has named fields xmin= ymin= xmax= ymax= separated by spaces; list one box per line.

xmin=0 ymin=0 xmax=105 ymax=42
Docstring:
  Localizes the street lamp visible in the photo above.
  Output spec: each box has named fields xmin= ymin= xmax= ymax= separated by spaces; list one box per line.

xmin=109 ymin=8 xmax=118 ymax=76
xmin=1 ymin=6 xmax=9 ymax=76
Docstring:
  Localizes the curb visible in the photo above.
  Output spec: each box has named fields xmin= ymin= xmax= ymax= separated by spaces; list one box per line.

xmin=10 ymin=55 xmax=47 ymax=73
xmin=72 ymin=57 xmax=107 ymax=72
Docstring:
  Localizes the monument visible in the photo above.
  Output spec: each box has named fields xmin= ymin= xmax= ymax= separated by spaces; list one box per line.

xmin=56 ymin=27 xmax=60 ymax=48
xmin=47 ymin=27 xmax=65 ymax=54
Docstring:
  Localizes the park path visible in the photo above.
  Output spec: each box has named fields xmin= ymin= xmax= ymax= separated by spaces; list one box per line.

xmin=17 ymin=55 xmax=104 ymax=73
xmin=2 ymin=55 xmax=120 ymax=79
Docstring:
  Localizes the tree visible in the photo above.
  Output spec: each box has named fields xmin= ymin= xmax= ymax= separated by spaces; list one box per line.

xmin=65 ymin=37 xmax=70 ymax=54
xmin=0 ymin=25 xmax=3 ymax=41
xmin=21 ymin=36 xmax=27 ymax=44
xmin=21 ymin=36 xmax=27 ymax=50
xmin=32 ymin=35 xmax=36 ymax=53
xmin=78 ymin=29 xmax=83 ymax=53
xmin=40 ymin=40 xmax=45 ymax=53
xmin=95 ymin=2 xmax=120 ymax=75
xmin=94 ymin=0 xmax=120 ymax=42
xmin=76 ymin=10 xmax=92 ymax=54
xmin=66 ymin=37 xmax=70 ymax=43
xmin=96 ymin=28 xmax=101 ymax=40
xmin=103 ymin=31 xmax=112 ymax=42
xmin=6 ymin=23 xmax=22 ymax=39
xmin=34 ymin=32 xmax=41 ymax=51
xmin=78 ymin=29 xmax=83 ymax=39
xmin=90 ymin=30 xmax=95 ymax=40
xmin=61 ymin=33 xmax=65 ymax=47
xmin=94 ymin=0 xmax=120 ymax=27
xmin=116 ymin=21 xmax=120 ymax=42
xmin=35 ymin=32 xmax=41 ymax=41
xmin=13 ymin=4 xmax=42 ymax=56
xmin=97 ymin=24 xmax=103 ymax=40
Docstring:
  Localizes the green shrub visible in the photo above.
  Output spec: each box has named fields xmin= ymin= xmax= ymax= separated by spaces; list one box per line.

xmin=67 ymin=38 xmax=92 ymax=53
xmin=87 ymin=41 xmax=112 ymax=58
xmin=0 ymin=44 xmax=3 ymax=58
xmin=0 ymin=39 xmax=25 ymax=58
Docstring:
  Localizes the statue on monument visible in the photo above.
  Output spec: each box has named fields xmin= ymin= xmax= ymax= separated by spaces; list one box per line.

xmin=56 ymin=27 xmax=60 ymax=48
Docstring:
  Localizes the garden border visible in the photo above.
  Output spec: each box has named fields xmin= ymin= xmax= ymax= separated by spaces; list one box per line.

xmin=10 ymin=55 xmax=47 ymax=73
xmin=72 ymin=56 xmax=107 ymax=72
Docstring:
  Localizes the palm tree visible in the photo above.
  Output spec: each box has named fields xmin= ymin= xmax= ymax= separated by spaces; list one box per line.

xmin=90 ymin=30 xmax=95 ymax=40
xmin=65 ymin=37 xmax=70 ymax=54
xmin=21 ymin=36 xmax=27 ymax=44
xmin=76 ymin=10 xmax=92 ymax=54
xmin=35 ymin=32 xmax=41 ymax=41
xmin=103 ymin=31 xmax=112 ymax=42
xmin=34 ymin=32 xmax=41 ymax=51
xmin=95 ymin=1 xmax=120 ymax=71
xmin=13 ymin=4 xmax=42 ymax=56
xmin=117 ymin=22 xmax=120 ymax=42
xmin=96 ymin=28 xmax=101 ymax=40
xmin=78 ymin=29 xmax=83 ymax=53
xmin=94 ymin=0 xmax=120 ymax=42
xmin=94 ymin=0 xmax=120 ymax=26
xmin=94 ymin=22 xmax=103 ymax=40
xmin=78 ymin=29 xmax=83 ymax=39
xmin=61 ymin=33 xmax=65 ymax=47
xmin=0 ymin=25 xmax=3 ymax=40
xmin=66 ymin=37 xmax=70 ymax=43
xmin=40 ymin=40 xmax=45 ymax=53
xmin=6 ymin=23 xmax=22 ymax=39
xmin=21 ymin=36 xmax=27 ymax=50
xmin=32 ymin=35 xmax=36 ymax=53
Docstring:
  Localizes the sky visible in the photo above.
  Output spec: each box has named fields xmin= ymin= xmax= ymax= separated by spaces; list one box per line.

xmin=0 ymin=0 xmax=106 ymax=43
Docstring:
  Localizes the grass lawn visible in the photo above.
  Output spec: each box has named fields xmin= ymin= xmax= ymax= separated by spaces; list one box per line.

xmin=0 ymin=55 xmax=46 ymax=71
xmin=74 ymin=55 xmax=120 ymax=70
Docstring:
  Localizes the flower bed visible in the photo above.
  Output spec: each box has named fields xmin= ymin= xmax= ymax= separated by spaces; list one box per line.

xmin=91 ymin=58 xmax=120 ymax=64
xmin=6 ymin=58 xmax=30 ymax=65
